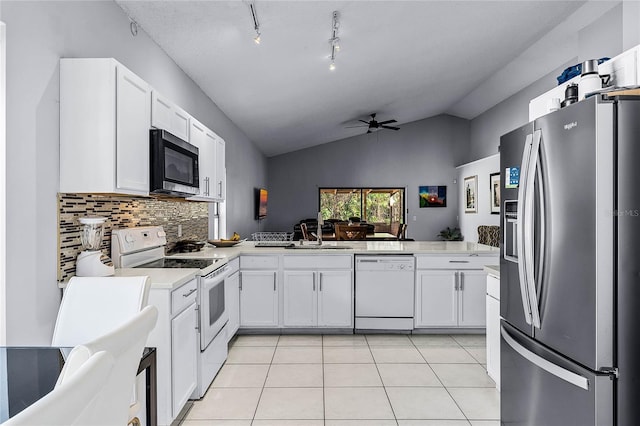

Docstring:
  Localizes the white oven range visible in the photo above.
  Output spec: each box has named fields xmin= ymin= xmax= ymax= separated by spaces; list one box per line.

xmin=112 ymin=225 xmax=229 ymax=398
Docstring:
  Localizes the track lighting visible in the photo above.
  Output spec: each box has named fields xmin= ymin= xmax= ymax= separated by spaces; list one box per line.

xmin=250 ymin=1 xmax=261 ymax=44
xmin=329 ymin=11 xmax=340 ymax=70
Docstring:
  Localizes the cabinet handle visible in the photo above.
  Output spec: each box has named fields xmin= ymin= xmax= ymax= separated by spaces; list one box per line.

xmin=205 ymin=177 xmax=210 ymax=196
xmin=218 ymin=181 xmax=223 ymax=197
xmin=195 ymin=305 xmax=200 ymax=331
xmin=273 ymin=272 xmax=277 ymax=291
xmin=312 ymin=273 xmax=316 ymax=291
xmin=449 ymin=260 xmax=469 ymax=263
xmin=183 ymin=288 xmax=197 ymax=298
xmin=454 ymin=272 xmax=459 ymax=290
xmin=460 ymin=272 xmax=464 ymax=291
xmin=239 ymin=273 xmax=242 ymax=291
xmin=319 ymin=272 xmax=323 ymax=291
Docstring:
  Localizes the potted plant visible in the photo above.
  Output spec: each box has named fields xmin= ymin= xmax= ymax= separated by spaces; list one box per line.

xmin=437 ymin=227 xmax=463 ymax=241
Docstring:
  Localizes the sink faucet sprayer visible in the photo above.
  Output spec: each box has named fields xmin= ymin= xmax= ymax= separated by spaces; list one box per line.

xmin=316 ymin=212 xmax=323 ymax=245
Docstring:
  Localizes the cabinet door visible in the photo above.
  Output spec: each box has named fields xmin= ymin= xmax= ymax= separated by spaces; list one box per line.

xmin=415 ymin=270 xmax=457 ymax=327
xmin=239 ymin=271 xmax=278 ymax=327
xmin=116 ymin=66 xmax=151 ymax=193
xmin=486 ymin=294 xmax=500 ymax=388
xmin=317 ymin=270 xmax=352 ymax=327
xmin=283 ymin=271 xmax=317 ymax=326
xmin=214 ymin=137 xmax=225 ymax=200
xmin=458 ymin=270 xmax=487 ymax=327
xmin=188 ymin=119 xmax=215 ymax=199
xmin=225 ymin=271 xmax=240 ymax=340
xmin=171 ymin=302 xmax=198 ymax=417
xmin=151 ymin=91 xmax=189 ymax=141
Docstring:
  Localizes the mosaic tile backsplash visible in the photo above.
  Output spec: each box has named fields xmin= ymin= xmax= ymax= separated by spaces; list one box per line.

xmin=58 ymin=193 xmax=209 ymax=281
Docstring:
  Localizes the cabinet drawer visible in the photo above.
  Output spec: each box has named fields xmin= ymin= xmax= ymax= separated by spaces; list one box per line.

xmin=241 ymin=255 xmax=279 ymax=269
xmin=171 ymin=278 xmax=198 ymax=315
xmin=416 ymin=255 xmax=493 ymax=270
xmin=283 ymin=255 xmax=352 ymax=270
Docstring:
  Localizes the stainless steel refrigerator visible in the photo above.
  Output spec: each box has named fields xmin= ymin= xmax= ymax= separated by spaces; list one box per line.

xmin=500 ymin=95 xmax=640 ymax=425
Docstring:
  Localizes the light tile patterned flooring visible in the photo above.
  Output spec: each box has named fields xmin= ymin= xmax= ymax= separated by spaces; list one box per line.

xmin=182 ymin=334 xmax=499 ymax=426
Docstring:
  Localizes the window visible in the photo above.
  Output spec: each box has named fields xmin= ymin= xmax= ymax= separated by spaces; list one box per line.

xmin=319 ymin=188 xmax=405 ymax=233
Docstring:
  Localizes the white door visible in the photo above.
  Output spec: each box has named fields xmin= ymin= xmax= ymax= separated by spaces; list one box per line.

xmin=151 ymin=91 xmax=189 ymax=140
xmin=415 ymin=270 xmax=457 ymax=327
xmin=225 ymin=271 xmax=240 ymax=340
xmin=171 ymin=302 xmax=198 ymax=417
xmin=115 ymin=66 xmax=150 ymax=194
xmin=214 ymin=137 xmax=225 ymax=200
xmin=458 ymin=270 xmax=487 ymax=327
xmin=317 ymin=270 xmax=352 ymax=327
xmin=283 ymin=271 xmax=317 ymax=326
xmin=239 ymin=271 xmax=278 ymax=326
xmin=486 ymin=293 xmax=500 ymax=388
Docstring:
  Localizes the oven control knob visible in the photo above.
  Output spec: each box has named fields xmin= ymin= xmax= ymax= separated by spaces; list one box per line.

xmin=399 ymin=264 xmax=405 ymax=270
xmin=125 ymin=234 xmax=135 ymax=243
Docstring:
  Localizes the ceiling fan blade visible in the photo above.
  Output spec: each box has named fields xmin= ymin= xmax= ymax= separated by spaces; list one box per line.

xmin=345 ymin=125 xmax=368 ymax=128
xmin=358 ymin=120 xmax=369 ymax=124
xmin=378 ymin=119 xmax=397 ymax=125
xmin=381 ymin=125 xmax=400 ymax=131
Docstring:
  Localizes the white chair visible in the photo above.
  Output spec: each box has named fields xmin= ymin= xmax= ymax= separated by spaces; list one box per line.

xmin=2 ymin=351 xmax=114 ymax=426
xmin=52 ymin=275 xmax=152 ymax=425
xmin=56 ymin=305 xmax=158 ymax=426
xmin=52 ymin=276 xmax=151 ymax=347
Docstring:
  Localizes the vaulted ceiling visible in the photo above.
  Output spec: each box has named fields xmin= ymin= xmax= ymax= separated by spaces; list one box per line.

xmin=116 ymin=1 xmax=610 ymax=157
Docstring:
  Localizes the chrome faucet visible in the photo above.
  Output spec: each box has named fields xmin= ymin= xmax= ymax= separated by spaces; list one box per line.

xmin=314 ymin=212 xmax=324 ymax=245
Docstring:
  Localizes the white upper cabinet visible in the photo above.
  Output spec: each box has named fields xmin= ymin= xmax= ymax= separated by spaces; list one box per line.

xmin=151 ymin=90 xmax=190 ymax=142
xmin=214 ymin=137 xmax=226 ymax=201
xmin=60 ymin=58 xmax=151 ymax=195
xmin=187 ymin=118 xmax=221 ymax=202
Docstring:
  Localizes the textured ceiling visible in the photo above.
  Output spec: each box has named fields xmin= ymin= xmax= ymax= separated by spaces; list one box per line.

xmin=117 ymin=1 xmax=590 ymax=156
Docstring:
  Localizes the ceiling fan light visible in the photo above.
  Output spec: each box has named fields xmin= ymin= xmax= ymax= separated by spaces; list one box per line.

xmin=329 ymin=61 xmax=336 ymax=71
xmin=254 ymin=33 xmax=261 ymax=44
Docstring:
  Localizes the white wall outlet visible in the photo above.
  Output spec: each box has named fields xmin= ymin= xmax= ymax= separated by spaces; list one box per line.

xmin=177 ymin=224 xmax=182 ymax=237
xmin=412 ymin=215 xmax=417 ymax=221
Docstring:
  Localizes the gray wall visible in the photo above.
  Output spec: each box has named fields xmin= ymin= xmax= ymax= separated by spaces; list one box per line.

xmin=467 ymin=4 xmax=624 ymax=162
xmin=267 ymin=115 xmax=469 ymax=241
xmin=0 ymin=1 xmax=267 ymax=344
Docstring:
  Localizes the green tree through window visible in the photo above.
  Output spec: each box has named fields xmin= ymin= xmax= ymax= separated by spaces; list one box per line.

xmin=319 ymin=188 xmax=405 ymax=233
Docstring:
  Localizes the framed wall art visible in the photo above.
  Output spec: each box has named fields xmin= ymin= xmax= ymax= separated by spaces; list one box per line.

xmin=419 ymin=186 xmax=446 ymax=208
xmin=464 ymin=175 xmax=477 ymax=213
xmin=490 ymin=172 xmax=500 ymax=214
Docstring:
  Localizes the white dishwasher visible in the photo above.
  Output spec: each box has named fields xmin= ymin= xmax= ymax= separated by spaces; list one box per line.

xmin=355 ymin=255 xmax=415 ymax=331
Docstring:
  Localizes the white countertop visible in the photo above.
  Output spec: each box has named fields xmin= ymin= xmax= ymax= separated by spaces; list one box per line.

xmin=187 ymin=240 xmax=498 ymax=256
xmin=113 ymin=267 xmax=200 ymax=290
xmin=485 ymin=265 xmax=500 ymax=278
xmin=110 ymin=241 xmax=498 ymax=291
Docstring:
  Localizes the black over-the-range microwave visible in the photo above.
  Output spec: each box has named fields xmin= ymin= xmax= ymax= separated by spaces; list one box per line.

xmin=149 ymin=129 xmax=200 ymax=197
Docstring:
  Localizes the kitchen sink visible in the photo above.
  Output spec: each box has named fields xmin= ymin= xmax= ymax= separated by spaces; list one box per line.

xmin=285 ymin=245 xmax=352 ymax=250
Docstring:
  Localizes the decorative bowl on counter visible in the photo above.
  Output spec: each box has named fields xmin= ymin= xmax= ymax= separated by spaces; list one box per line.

xmin=208 ymin=239 xmax=245 ymax=248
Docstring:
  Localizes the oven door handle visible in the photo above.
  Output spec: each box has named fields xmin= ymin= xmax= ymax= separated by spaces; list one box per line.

xmin=195 ymin=304 xmax=200 ymax=332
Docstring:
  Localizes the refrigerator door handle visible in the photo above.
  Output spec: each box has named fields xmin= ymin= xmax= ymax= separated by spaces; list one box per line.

xmin=524 ymin=130 xmax=542 ymax=328
xmin=501 ymin=325 xmax=589 ymax=390
xmin=517 ymin=133 xmax=534 ymax=325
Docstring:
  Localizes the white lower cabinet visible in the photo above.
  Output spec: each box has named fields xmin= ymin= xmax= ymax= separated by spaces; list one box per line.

xmin=486 ymin=273 xmax=501 ymax=389
xmin=415 ymin=255 xmax=490 ymax=329
xmin=283 ymin=270 xmax=352 ymax=327
xmin=282 ymin=255 xmax=353 ymax=329
xmin=170 ymin=301 xmax=198 ymax=417
xmin=225 ymin=268 xmax=240 ymax=340
xmin=239 ymin=270 xmax=279 ymax=327
xmin=146 ymin=278 xmax=199 ymax=426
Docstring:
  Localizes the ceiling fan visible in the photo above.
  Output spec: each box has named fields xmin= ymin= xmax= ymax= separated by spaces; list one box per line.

xmin=346 ymin=113 xmax=400 ymax=133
